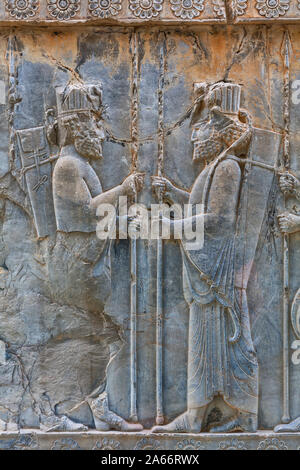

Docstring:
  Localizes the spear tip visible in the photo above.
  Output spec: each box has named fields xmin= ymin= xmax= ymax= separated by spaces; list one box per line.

xmin=281 ymin=29 xmax=292 ymax=67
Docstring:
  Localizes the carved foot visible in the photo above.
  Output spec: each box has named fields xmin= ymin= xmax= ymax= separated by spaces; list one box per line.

xmin=0 ymin=417 xmax=19 ymax=432
xmin=151 ymin=411 xmax=201 ymax=433
xmin=274 ymin=416 xmax=300 ymax=432
xmin=0 ymin=418 xmax=6 ymax=431
xmin=89 ymin=392 xmax=143 ymax=432
xmin=210 ymin=413 xmax=257 ymax=433
xmin=120 ymin=421 xmax=144 ymax=432
xmin=40 ymin=414 xmax=88 ymax=432
xmin=6 ymin=420 xmax=19 ymax=431
xmin=209 ymin=418 xmax=242 ymax=433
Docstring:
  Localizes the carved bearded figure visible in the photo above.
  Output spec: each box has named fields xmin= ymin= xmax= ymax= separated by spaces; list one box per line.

xmin=40 ymin=81 xmax=144 ymax=432
xmin=152 ymin=82 xmax=259 ymax=433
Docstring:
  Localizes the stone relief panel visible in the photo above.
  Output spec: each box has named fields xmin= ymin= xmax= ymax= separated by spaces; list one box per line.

xmin=0 ymin=23 xmax=300 ymax=445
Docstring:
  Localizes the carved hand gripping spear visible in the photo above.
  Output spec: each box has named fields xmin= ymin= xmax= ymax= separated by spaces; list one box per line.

xmin=280 ymin=29 xmax=292 ymax=424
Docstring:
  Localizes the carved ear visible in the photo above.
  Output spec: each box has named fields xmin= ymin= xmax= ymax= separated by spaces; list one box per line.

xmin=194 ymin=82 xmax=207 ymax=97
xmin=45 ymin=108 xmax=58 ymax=146
xmin=91 ymin=84 xmax=102 ymax=105
xmin=46 ymin=120 xmax=58 ymax=146
xmin=238 ymin=108 xmax=252 ymax=126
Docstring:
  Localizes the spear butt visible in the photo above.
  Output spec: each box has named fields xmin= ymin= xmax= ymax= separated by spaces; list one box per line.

xmin=282 ymin=232 xmax=290 ymax=423
xmin=129 ymin=30 xmax=139 ymax=423
xmin=130 ymin=215 xmax=138 ymax=421
xmin=156 ymin=235 xmax=164 ymax=425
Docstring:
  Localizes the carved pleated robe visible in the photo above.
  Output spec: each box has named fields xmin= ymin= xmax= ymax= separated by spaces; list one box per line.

xmin=181 ymin=154 xmax=258 ymax=415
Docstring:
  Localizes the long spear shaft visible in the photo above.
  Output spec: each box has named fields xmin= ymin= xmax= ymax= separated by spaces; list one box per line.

xmin=156 ymin=37 xmax=166 ymax=426
xmin=129 ymin=30 xmax=139 ymax=423
xmin=281 ymin=29 xmax=292 ymax=424
xmin=7 ymin=36 xmax=18 ymax=180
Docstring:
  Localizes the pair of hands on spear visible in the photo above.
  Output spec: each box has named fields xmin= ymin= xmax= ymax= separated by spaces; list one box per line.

xmin=117 ymin=172 xmax=145 ymax=236
xmin=278 ymin=172 xmax=300 ymax=234
xmin=118 ymin=174 xmax=177 ymax=235
xmin=120 ymin=173 xmax=174 ymax=198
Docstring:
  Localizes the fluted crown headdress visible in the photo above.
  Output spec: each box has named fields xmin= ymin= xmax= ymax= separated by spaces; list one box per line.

xmin=56 ymin=82 xmax=103 ymax=118
xmin=209 ymin=82 xmax=241 ymax=115
xmin=191 ymin=81 xmax=242 ymax=125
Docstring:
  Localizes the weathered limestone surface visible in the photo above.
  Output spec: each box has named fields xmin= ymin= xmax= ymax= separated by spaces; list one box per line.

xmin=0 ymin=0 xmax=300 ymax=450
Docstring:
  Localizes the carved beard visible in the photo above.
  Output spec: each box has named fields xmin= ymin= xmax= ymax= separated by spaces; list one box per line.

xmin=192 ymin=119 xmax=248 ymax=162
xmin=193 ymin=134 xmax=223 ymax=162
xmin=74 ymin=130 xmax=103 ymax=160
